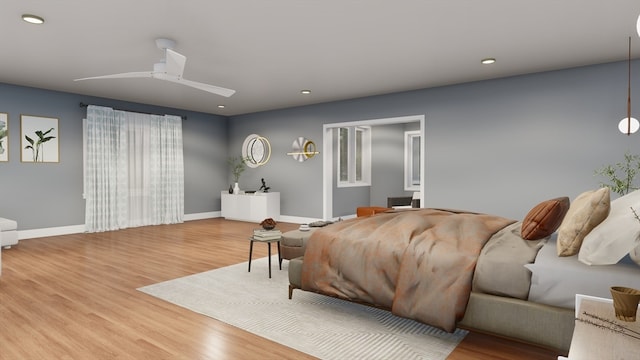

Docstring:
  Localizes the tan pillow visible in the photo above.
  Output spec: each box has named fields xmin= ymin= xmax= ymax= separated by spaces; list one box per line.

xmin=556 ymin=188 xmax=610 ymax=256
xmin=521 ymin=197 xmax=570 ymax=240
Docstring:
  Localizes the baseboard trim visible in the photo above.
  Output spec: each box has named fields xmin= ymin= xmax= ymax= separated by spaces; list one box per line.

xmin=16 ymin=211 xmax=328 ymax=240
xmin=18 ymin=212 xmax=222 ymax=240
xmin=18 ymin=225 xmax=86 ymax=240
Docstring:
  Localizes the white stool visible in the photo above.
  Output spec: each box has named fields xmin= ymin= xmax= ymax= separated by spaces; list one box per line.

xmin=0 ymin=217 xmax=18 ymax=249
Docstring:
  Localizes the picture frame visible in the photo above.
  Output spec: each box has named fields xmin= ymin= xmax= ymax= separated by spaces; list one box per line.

xmin=0 ymin=113 xmax=7 ymax=162
xmin=20 ymin=114 xmax=59 ymax=163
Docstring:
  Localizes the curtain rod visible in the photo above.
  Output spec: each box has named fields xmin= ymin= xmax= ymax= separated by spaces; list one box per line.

xmin=79 ymin=102 xmax=187 ymax=121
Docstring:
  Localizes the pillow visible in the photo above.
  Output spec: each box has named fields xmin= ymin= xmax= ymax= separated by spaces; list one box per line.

xmin=521 ymin=197 xmax=570 ymax=240
xmin=474 ymin=222 xmax=546 ymax=299
xmin=556 ymin=187 xmax=610 ymax=256
xmin=630 ymin=243 xmax=640 ymax=266
xmin=527 ymin=237 xmax=640 ymax=308
xmin=579 ymin=189 xmax=640 ymax=265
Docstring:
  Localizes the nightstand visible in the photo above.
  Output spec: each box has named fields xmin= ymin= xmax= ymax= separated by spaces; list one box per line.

xmin=567 ymin=294 xmax=640 ymax=359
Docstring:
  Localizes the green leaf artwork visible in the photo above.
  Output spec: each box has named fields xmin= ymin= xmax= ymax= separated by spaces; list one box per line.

xmin=0 ymin=120 xmax=6 ymax=155
xmin=24 ymin=127 xmax=56 ymax=162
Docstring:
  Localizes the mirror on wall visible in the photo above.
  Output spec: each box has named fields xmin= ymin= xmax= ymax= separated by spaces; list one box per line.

xmin=404 ymin=130 xmax=420 ymax=191
xmin=242 ymin=133 xmax=271 ymax=168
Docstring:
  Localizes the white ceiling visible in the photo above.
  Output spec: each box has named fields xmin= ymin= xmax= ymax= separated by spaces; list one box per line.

xmin=3 ymin=1 xmax=640 ymax=116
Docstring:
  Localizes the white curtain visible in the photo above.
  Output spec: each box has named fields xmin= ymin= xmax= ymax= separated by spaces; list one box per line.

xmin=84 ymin=105 xmax=184 ymax=232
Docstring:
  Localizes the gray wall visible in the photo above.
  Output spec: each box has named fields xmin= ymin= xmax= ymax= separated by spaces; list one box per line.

xmin=0 ymin=84 xmax=227 ymax=230
xmin=370 ymin=124 xmax=409 ymax=208
xmin=1 ymin=59 xmax=639 ymax=232
xmin=230 ymin=60 xmax=640 ymax=220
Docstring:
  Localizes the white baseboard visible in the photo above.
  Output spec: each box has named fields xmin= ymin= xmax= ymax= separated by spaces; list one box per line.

xmin=278 ymin=215 xmax=322 ymax=224
xmin=17 ymin=211 xmax=328 ymax=240
xmin=18 ymin=225 xmax=86 ymax=240
xmin=184 ymin=211 xmax=220 ymax=221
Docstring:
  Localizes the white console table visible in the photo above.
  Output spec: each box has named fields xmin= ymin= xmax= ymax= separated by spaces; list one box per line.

xmin=221 ymin=191 xmax=280 ymax=223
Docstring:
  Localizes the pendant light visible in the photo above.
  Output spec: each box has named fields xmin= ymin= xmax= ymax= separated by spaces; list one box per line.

xmin=618 ymin=37 xmax=639 ymax=135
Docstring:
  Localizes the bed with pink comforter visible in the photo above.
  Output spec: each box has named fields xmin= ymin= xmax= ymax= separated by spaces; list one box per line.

xmin=300 ymin=208 xmax=516 ymax=332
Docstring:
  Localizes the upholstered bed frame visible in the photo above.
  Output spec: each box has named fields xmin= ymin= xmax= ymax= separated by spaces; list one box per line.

xmin=288 ymin=257 xmax=575 ymax=352
xmin=284 ymin=187 xmax=640 ymax=353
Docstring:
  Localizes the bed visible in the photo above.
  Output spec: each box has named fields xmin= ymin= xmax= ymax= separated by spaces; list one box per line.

xmin=288 ymin=188 xmax=640 ymax=352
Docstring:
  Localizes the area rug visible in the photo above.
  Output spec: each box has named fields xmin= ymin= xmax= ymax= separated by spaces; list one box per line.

xmin=138 ymin=256 xmax=467 ymax=360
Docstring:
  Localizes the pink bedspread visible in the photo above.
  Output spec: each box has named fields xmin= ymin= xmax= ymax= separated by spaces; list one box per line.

xmin=300 ymin=208 xmax=515 ymax=332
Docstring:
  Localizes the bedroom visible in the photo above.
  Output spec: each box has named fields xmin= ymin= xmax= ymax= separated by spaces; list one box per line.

xmin=2 ymin=1 xmax=640 ymax=359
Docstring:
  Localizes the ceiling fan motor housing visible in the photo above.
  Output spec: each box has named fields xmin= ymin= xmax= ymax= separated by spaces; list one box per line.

xmin=155 ymin=38 xmax=175 ymax=50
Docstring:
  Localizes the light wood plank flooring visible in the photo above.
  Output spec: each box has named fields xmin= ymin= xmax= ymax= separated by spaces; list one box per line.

xmin=0 ymin=218 xmax=561 ymax=359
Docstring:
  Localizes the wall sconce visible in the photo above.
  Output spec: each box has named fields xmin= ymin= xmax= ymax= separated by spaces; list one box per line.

xmin=287 ymin=137 xmax=319 ymax=162
xmin=619 ymin=37 xmax=639 ymax=135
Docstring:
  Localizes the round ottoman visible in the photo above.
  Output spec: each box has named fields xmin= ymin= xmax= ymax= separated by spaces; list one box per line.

xmin=281 ymin=228 xmax=317 ymax=260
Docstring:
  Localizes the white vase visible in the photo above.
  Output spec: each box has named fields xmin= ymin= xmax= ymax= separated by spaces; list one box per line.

xmin=233 ymin=182 xmax=240 ymax=194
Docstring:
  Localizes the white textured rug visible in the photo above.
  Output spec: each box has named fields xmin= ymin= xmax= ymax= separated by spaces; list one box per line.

xmin=138 ymin=256 xmax=467 ymax=360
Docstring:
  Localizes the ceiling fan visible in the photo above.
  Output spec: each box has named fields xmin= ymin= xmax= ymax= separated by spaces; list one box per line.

xmin=74 ymin=38 xmax=235 ymax=97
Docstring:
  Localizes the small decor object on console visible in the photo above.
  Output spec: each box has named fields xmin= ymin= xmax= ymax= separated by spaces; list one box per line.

xmin=259 ymin=178 xmax=270 ymax=192
xmin=228 ymin=156 xmax=248 ymax=182
xmin=260 ymin=217 xmax=277 ymax=230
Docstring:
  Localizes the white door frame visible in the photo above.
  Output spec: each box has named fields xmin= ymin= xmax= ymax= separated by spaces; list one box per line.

xmin=322 ymin=115 xmax=425 ymax=219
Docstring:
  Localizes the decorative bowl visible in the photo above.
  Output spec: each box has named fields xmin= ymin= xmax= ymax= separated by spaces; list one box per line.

xmin=260 ymin=218 xmax=277 ymax=230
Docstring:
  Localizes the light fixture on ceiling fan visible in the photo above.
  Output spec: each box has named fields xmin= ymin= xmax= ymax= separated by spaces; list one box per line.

xmin=618 ymin=37 xmax=639 ymax=135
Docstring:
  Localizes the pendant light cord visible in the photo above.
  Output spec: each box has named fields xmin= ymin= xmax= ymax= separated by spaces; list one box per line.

xmin=627 ymin=36 xmax=632 ymax=135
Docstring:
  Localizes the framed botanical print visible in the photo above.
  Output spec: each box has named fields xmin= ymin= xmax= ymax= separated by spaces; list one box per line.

xmin=20 ymin=115 xmax=59 ymax=163
xmin=0 ymin=113 xmax=7 ymax=162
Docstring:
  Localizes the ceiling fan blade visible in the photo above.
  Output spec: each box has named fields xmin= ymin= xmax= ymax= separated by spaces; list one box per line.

xmin=166 ymin=77 xmax=236 ymax=97
xmin=74 ymin=71 xmax=153 ymax=81
xmin=165 ymin=49 xmax=186 ymax=78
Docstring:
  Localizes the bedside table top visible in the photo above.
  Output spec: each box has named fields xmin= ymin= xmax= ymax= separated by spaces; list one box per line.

xmin=568 ymin=294 xmax=640 ymax=359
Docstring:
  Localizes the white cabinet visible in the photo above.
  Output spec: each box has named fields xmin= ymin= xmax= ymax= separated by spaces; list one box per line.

xmin=221 ymin=191 xmax=280 ymax=223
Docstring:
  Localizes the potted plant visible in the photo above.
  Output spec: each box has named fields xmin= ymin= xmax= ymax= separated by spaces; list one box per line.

xmin=228 ymin=156 xmax=248 ymax=193
xmin=594 ymin=151 xmax=640 ymax=196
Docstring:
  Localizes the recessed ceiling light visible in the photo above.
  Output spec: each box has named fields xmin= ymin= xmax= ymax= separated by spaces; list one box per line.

xmin=22 ymin=14 xmax=44 ymax=24
xmin=301 ymin=90 xmax=311 ymax=95
xmin=217 ymin=105 xmax=225 ymax=109
xmin=481 ymin=58 xmax=496 ymax=65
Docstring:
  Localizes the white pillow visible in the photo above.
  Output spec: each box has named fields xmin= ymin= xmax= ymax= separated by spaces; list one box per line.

xmin=527 ymin=238 xmax=640 ymax=308
xmin=579 ymin=189 xmax=640 ymax=265
xmin=629 ymin=241 xmax=640 ymax=266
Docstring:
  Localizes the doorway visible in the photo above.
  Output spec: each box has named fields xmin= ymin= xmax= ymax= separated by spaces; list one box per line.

xmin=322 ymin=115 xmax=425 ymax=219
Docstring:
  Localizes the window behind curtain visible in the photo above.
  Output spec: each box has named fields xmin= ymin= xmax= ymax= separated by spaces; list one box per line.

xmin=83 ymin=105 xmax=184 ymax=232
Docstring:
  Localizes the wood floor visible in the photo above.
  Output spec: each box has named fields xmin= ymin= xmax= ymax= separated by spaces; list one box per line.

xmin=0 ymin=218 xmax=562 ymax=359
